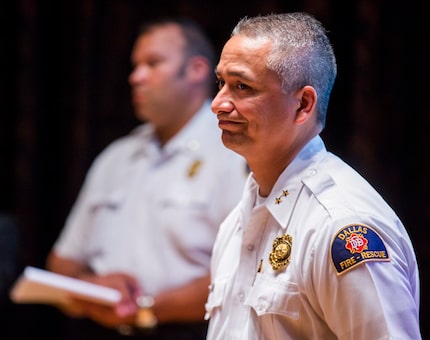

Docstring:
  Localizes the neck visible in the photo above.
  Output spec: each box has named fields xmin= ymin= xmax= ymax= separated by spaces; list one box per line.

xmin=250 ymin=155 xmax=291 ymax=197
xmin=248 ymin=132 xmax=318 ymax=197
xmin=156 ymin=95 xmax=207 ymax=146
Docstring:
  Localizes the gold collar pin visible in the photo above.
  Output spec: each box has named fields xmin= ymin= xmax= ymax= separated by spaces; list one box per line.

xmin=187 ymin=159 xmax=202 ymax=178
xmin=274 ymin=189 xmax=289 ymax=204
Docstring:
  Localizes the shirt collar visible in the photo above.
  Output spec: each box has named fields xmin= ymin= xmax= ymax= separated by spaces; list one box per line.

xmin=130 ymin=100 xmax=212 ymax=160
xmin=261 ymin=135 xmax=327 ymax=229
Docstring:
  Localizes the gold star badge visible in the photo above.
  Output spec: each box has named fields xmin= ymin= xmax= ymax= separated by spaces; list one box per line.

xmin=269 ymin=234 xmax=292 ymax=271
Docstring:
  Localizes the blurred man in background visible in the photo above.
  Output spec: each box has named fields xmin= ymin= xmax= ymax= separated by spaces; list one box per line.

xmin=46 ymin=17 xmax=247 ymax=339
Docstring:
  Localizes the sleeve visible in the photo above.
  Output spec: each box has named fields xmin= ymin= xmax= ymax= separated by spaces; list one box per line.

xmin=52 ymin=138 xmax=128 ymax=261
xmin=51 ymin=158 xmax=103 ymax=261
xmin=308 ymin=217 xmax=421 ymax=340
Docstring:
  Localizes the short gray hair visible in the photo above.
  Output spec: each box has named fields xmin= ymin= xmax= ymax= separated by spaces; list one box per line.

xmin=231 ymin=12 xmax=337 ymax=127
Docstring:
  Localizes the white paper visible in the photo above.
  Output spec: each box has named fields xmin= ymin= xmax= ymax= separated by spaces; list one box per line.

xmin=10 ymin=266 xmax=121 ymax=306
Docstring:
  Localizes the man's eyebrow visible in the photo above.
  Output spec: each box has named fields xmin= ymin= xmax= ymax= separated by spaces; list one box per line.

xmin=214 ymin=68 xmax=253 ymax=82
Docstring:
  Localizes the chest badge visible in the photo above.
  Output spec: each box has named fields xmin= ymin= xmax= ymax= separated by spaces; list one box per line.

xmin=269 ymin=234 xmax=293 ymax=271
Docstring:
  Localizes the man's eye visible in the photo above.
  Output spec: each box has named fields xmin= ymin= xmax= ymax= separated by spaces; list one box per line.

xmin=216 ymin=79 xmax=225 ymax=89
xmin=237 ymin=83 xmax=249 ymax=90
xmin=147 ymin=59 xmax=162 ymax=67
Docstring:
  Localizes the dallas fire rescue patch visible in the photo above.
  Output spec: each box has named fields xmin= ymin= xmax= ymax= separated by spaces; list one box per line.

xmin=331 ymin=223 xmax=390 ymax=275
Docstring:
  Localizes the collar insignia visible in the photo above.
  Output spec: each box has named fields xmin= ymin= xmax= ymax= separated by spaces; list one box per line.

xmin=274 ymin=189 xmax=289 ymax=204
xmin=269 ymin=234 xmax=292 ymax=271
xmin=187 ymin=160 xmax=202 ymax=178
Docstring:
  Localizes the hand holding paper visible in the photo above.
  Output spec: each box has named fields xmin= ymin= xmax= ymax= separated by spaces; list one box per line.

xmin=10 ymin=266 xmax=122 ymax=307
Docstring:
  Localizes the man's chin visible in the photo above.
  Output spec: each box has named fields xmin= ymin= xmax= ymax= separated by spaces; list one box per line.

xmin=221 ymin=132 xmax=244 ymax=153
xmin=134 ymin=109 xmax=150 ymax=122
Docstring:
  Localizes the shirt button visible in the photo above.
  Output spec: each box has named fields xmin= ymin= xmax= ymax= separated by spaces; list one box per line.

xmin=258 ymin=301 xmax=269 ymax=312
xmin=247 ymin=244 xmax=254 ymax=251
xmin=307 ymin=168 xmax=317 ymax=176
xmin=238 ymin=292 xmax=245 ymax=302
xmin=187 ymin=139 xmax=200 ymax=151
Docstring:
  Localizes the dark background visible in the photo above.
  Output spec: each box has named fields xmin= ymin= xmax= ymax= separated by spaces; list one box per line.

xmin=1 ymin=0 xmax=428 ymax=338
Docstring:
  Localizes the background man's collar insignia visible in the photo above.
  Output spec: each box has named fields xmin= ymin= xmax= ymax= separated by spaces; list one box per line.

xmin=187 ymin=159 xmax=202 ymax=178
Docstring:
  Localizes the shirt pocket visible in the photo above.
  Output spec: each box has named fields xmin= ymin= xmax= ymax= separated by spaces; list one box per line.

xmin=244 ymin=273 xmax=300 ymax=320
xmin=156 ymin=179 xmax=210 ymax=211
xmin=204 ymin=278 xmax=227 ymax=320
xmin=88 ymin=190 xmax=125 ymax=212
xmin=85 ymin=190 xmax=127 ymax=249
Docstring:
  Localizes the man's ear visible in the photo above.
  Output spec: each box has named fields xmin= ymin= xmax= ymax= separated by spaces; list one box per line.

xmin=186 ymin=56 xmax=210 ymax=83
xmin=294 ymin=86 xmax=317 ymax=125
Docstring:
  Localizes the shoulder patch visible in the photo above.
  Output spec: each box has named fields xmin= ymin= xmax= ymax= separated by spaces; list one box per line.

xmin=330 ymin=223 xmax=390 ymax=275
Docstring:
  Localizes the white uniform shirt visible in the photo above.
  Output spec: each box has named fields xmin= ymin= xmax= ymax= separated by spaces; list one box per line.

xmin=53 ymin=101 xmax=247 ymax=296
xmin=206 ymin=136 xmax=420 ymax=340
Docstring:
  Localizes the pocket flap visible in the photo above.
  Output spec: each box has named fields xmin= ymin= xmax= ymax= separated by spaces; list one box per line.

xmin=204 ymin=278 xmax=227 ymax=320
xmin=245 ymin=273 xmax=300 ymax=320
xmin=88 ymin=190 xmax=125 ymax=211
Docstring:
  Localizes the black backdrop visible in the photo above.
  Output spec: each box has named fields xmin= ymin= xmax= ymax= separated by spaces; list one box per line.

xmin=1 ymin=0 xmax=429 ymax=338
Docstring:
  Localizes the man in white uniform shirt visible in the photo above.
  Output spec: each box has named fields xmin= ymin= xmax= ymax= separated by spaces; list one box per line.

xmin=46 ymin=18 xmax=247 ymax=339
xmin=205 ymin=12 xmax=421 ymax=339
